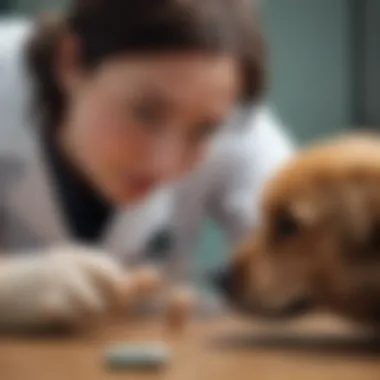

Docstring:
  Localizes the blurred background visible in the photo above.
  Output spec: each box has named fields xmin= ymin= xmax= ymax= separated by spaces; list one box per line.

xmin=0 ymin=0 xmax=376 ymax=278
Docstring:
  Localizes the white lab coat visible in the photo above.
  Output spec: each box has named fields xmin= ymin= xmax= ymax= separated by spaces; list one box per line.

xmin=0 ymin=18 xmax=294 ymax=281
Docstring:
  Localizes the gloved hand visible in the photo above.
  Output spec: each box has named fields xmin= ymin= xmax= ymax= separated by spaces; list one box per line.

xmin=0 ymin=244 xmax=160 ymax=331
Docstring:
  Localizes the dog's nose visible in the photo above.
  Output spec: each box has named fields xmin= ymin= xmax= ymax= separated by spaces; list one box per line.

xmin=208 ymin=266 xmax=235 ymax=295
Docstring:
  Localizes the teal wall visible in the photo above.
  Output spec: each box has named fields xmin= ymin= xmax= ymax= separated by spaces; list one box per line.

xmin=263 ymin=0 xmax=352 ymax=143
xmin=12 ymin=0 xmax=67 ymax=13
xmin=195 ymin=0 xmax=352 ymax=275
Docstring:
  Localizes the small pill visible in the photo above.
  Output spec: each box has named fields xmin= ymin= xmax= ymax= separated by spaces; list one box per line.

xmin=105 ymin=343 xmax=170 ymax=370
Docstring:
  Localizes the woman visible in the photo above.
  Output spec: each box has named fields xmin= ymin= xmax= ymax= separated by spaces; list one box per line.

xmin=0 ymin=0 xmax=293 ymax=330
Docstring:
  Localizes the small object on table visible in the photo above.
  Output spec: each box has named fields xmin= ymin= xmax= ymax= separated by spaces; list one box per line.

xmin=122 ymin=267 xmax=162 ymax=311
xmin=166 ymin=287 xmax=196 ymax=333
xmin=131 ymin=267 xmax=162 ymax=298
xmin=105 ymin=342 xmax=170 ymax=371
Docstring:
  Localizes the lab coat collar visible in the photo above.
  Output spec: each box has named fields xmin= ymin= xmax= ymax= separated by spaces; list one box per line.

xmin=7 ymin=134 xmax=172 ymax=257
xmin=7 ymin=134 xmax=69 ymax=244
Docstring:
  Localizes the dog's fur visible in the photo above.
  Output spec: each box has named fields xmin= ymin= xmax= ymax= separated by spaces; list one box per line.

xmin=219 ymin=134 xmax=380 ymax=327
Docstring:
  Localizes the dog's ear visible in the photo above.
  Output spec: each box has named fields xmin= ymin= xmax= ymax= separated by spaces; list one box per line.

xmin=362 ymin=220 xmax=380 ymax=258
xmin=338 ymin=184 xmax=380 ymax=261
xmin=342 ymin=219 xmax=380 ymax=262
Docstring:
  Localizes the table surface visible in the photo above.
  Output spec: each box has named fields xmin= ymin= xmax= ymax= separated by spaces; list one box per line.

xmin=1 ymin=314 xmax=380 ymax=380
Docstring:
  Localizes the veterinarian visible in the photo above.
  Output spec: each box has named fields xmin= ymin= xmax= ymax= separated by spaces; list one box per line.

xmin=0 ymin=1 xmax=293 ymax=330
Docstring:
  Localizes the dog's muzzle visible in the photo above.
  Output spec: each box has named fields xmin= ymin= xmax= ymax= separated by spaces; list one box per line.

xmin=209 ymin=266 xmax=237 ymax=296
xmin=209 ymin=266 xmax=315 ymax=319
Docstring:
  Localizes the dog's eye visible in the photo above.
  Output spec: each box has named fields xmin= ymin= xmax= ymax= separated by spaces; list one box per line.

xmin=274 ymin=212 xmax=300 ymax=240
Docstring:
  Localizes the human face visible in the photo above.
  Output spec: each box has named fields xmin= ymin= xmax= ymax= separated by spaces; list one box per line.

xmin=59 ymin=52 xmax=240 ymax=204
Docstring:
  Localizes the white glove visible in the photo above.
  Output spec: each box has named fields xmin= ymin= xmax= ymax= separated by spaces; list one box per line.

xmin=0 ymin=245 xmax=140 ymax=331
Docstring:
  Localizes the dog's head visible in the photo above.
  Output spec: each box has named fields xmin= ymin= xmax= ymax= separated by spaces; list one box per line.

xmin=214 ymin=136 xmax=380 ymax=326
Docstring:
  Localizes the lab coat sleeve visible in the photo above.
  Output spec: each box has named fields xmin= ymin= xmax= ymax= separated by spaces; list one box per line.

xmin=0 ymin=18 xmax=33 ymax=154
xmin=207 ymin=106 xmax=295 ymax=245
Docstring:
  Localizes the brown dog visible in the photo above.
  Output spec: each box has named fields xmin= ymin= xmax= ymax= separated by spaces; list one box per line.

xmin=214 ymin=134 xmax=380 ymax=326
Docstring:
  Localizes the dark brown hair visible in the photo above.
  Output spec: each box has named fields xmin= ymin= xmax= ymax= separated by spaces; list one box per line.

xmin=26 ymin=0 xmax=265 ymax=131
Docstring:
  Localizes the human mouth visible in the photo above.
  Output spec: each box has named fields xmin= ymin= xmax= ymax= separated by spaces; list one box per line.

xmin=125 ymin=175 xmax=157 ymax=196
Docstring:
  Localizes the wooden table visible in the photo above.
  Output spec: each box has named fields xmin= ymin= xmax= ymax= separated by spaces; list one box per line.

xmin=1 ymin=314 xmax=380 ymax=380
